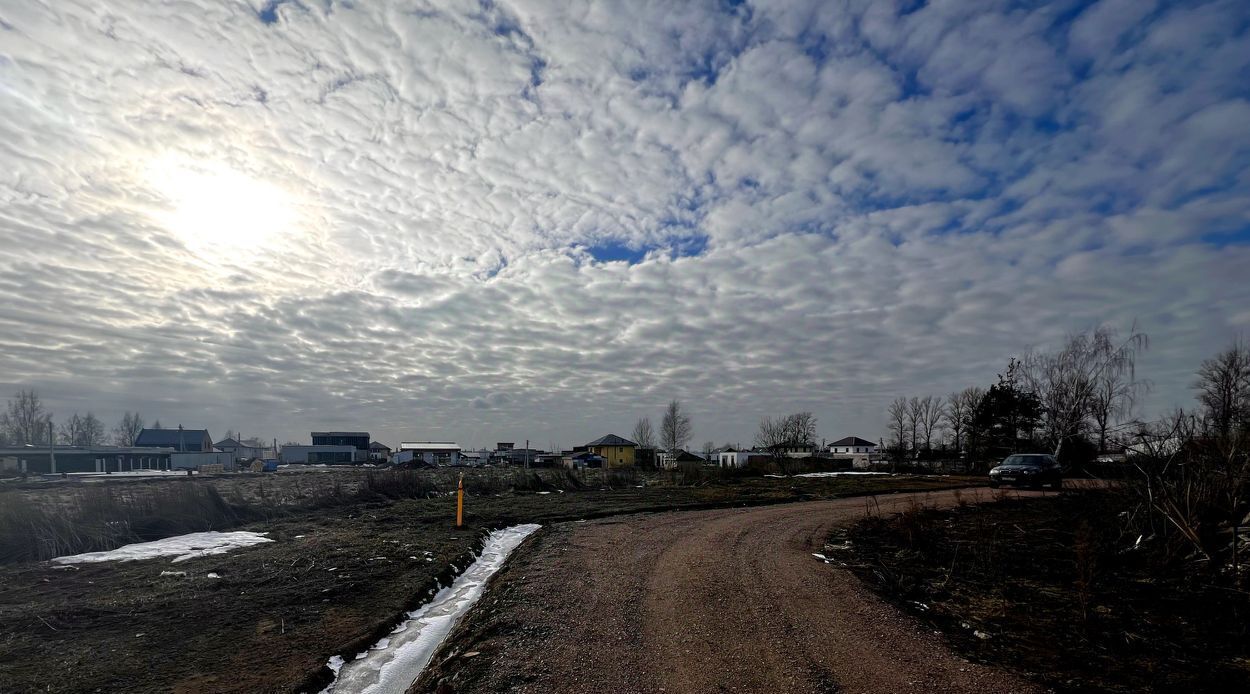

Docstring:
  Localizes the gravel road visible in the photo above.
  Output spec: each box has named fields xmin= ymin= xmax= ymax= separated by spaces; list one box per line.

xmin=416 ymin=489 xmax=1045 ymax=694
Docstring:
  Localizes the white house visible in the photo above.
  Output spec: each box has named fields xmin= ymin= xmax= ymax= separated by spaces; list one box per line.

xmin=828 ymin=436 xmax=878 ymax=455
xmin=717 ymin=447 xmax=770 ymax=468
xmin=215 ymin=437 xmax=270 ymax=461
xmin=398 ymin=441 xmax=462 ymax=466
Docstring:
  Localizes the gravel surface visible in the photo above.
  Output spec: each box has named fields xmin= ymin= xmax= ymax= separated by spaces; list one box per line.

xmin=418 ymin=490 xmax=1045 ymax=694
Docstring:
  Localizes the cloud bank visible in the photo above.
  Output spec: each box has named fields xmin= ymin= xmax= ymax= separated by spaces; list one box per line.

xmin=1 ymin=0 xmax=1247 ymax=447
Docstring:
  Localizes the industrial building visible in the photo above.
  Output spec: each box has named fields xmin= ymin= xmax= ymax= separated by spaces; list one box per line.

xmin=0 ymin=445 xmax=175 ymax=474
xmin=279 ymin=445 xmax=364 ymax=464
xmin=310 ymin=431 xmax=370 ymax=451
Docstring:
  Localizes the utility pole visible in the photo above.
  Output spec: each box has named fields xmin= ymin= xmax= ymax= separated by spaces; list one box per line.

xmin=525 ymin=439 xmax=529 ymax=469
xmin=48 ymin=416 xmax=56 ymax=475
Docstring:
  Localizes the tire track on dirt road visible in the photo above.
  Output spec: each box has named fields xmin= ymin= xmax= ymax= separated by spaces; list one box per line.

xmin=416 ymin=489 xmax=1046 ymax=694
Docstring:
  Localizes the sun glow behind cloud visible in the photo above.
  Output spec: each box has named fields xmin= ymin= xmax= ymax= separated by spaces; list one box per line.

xmin=0 ymin=0 xmax=1247 ymax=448
xmin=146 ymin=157 xmax=299 ymax=258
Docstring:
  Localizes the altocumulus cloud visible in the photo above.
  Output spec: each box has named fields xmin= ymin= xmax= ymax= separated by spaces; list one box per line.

xmin=0 ymin=0 xmax=1248 ymax=447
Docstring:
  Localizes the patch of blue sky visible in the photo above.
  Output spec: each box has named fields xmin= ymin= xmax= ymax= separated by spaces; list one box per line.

xmin=257 ymin=0 xmax=291 ymax=25
xmin=1201 ymin=223 xmax=1250 ymax=247
xmin=586 ymin=240 xmax=649 ymax=265
xmin=585 ymin=232 xmax=710 ymax=265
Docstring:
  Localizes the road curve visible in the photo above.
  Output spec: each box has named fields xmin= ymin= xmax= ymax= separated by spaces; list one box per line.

xmin=415 ymin=489 xmax=1044 ymax=694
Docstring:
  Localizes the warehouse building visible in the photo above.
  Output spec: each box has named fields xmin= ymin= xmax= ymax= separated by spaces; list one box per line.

xmin=0 ymin=445 xmax=175 ymax=474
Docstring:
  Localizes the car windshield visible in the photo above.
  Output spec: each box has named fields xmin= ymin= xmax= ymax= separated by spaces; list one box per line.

xmin=1002 ymin=455 xmax=1051 ymax=467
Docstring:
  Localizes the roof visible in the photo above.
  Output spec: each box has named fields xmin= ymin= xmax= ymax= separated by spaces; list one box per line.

xmin=216 ymin=437 xmax=240 ymax=447
xmin=369 ymin=441 xmax=391 ymax=450
xmin=585 ymin=434 xmax=637 ymax=447
xmin=674 ymin=450 xmax=704 ymax=462
xmin=830 ymin=436 xmax=877 ymax=447
xmin=134 ymin=428 xmax=211 ymax=450
xmin=399 ymin=441 xmax=461 ymax=451
xmin=311 ymin=431 xmax=370 ymax=437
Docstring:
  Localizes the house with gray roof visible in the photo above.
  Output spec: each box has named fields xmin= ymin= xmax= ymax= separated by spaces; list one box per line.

xmin=586 ymin=434 xmax=637 ymax=468
xmin=134 ymin=427 xmax=213 ymax=453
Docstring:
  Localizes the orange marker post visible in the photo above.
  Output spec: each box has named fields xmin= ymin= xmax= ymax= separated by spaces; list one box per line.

xmin=456 ymin=473 xmax=464 ymax=528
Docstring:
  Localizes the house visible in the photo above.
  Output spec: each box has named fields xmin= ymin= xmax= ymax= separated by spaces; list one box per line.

xmin=369 ymin=441 xmax=392 ymax=462
xmin=311 ymin=431 xmax=370 ymax=451
xmin=491 ymin=447 xmax=546 ymax=466
xmin=659 ymin=449 xmax=706 ymax=469
xmin=563 ymin=450 xmax=605 ymax=469
xmin=280 ymin=445 xmax=363 ymax=464
xmin=135 ymin=427 xmax=213 ymax=453
xmin=585 ymin=434 xmax=637 ymax=468
xmin=216 ymin=437 xmax=270 ymax=461
xmin=532 ymin=452 xmax=567 ymax=468
xmin=828 ymin=436 xmax=878 ymax=455
xmin=716 ymin=447 xmax=772 ymax=468
xmin=779 ymin=443 xmax=816 ymax=457
xmin=398 ymin=441 xmax=461 ymax=466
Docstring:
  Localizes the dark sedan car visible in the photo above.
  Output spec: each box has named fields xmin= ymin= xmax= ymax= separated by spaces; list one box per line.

xmin=988 ymin=454 xmax=1063 ymax=490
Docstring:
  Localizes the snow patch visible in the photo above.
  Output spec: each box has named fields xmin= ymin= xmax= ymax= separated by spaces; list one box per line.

xmin=52 ymin=531 xmax=273 ymax=565
xmin=320 ymin=524 xmax=541 ymax=694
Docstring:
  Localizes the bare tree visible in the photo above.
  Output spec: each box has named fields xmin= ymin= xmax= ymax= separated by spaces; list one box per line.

xmin=82 ymin=413 xmax=104 ymax=446
xmin=784 ymin=412 xmax=818 ymax=449
xmin=945 ymin=387 xmax=984 ymax=455
xmin=887 ymin=398 xmax=909 ymax=460
xmin=2 ymin=390 xmax=51 ymax=446
xmin=1022 ymin=325 xmax=1148 ymax=458
xmin=1194 ymin=340 xmax=1250 ymax=441
xmin=919 ymin=396 xmax=945 ymax=451
xmin=152 ymin=419 xmax=163 ymax=429
xmin=632 ymin=416 xmax=656 ymax=449
xmin=755 ymin=416 xmax=787 ymax=457
xmin=906 ymin=396 xmax=923 ymax=456
xmin=60 ymin=412 xmax=84 ymax=446
xmin=1091 ymin=361 xmax=1148 ymax=453
xmin=113 ymin=411 xmax=145 ymax=447
xmin=702 ymin=441 xmax=715 ymax=462
xmin=60 ymin=412 xmax=105 ymax=446
xmin=756 ymin=413 xmax=818 ymax=459
xmin=660 ymin=400 xmax=691 ymax=453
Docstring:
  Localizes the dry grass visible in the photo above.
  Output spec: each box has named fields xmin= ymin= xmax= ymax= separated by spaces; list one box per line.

xmin=0 ymin=484 xmax=261 ymax=563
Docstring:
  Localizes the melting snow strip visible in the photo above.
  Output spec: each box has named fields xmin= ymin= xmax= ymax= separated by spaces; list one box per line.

xmin=51 ymin=531 xmax=273 ymax=564
xmin=320 ymin=524 xmax=541 ymax=694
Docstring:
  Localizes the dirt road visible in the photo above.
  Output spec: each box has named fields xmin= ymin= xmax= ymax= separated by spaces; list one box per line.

xmin=417 ymin=489 xmax=1045 ymax=694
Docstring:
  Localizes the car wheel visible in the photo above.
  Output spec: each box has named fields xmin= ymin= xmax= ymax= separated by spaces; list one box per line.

xmin=988 ymin=480 xmax=999 ymax=489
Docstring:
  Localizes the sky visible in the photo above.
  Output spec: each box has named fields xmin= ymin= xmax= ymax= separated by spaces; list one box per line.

xmin=1 ymin=0 xmax=1248 ymax=451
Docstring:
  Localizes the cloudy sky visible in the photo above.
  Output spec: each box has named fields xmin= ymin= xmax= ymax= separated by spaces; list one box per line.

xmin=1 ymin=0 xmax=1247 ymax=450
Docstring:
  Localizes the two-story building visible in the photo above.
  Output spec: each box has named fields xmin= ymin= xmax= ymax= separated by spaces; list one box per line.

xmin=585 ymin=434 xmax=637 ymax=468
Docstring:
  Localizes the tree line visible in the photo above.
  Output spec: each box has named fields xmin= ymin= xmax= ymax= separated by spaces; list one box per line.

xmin=885 ymin=326 xmax=1151 ymax=468
xmin=0 ymin=390 xmax=151 ymax=448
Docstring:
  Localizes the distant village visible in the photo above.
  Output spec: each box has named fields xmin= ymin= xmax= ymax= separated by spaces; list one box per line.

xmin=0 ymin=425 xmax=880 ymax=477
